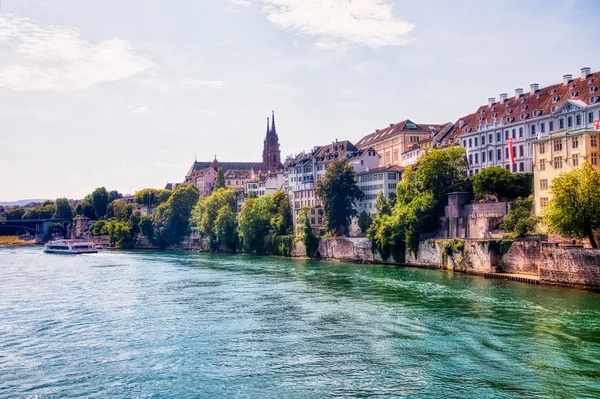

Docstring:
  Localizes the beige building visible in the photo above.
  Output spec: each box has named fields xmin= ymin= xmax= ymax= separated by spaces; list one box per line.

xmin=355 ymin=120 xmax=451 ymax=167
xmin=533 ymin=129 xmax=600 ymax=215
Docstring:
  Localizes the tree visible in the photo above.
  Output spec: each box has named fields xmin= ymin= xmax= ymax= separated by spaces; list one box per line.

xmin=129 ymin=211 xmax=142 ymax=234
xmin=501 ymin=197 xmax=539 ymax=238
xmin=214 ymin=206 xmax=237 ymax=251
xmin=315 ymin=159 xmax=363 ymax=235
xmin=54 ymin=198 xmax=73 ymax=219
xmin=134 ymin=188 xmax=159 ymax=207
xmin=109 ymin=199 xmax=133 ymax=222
xmin=472 ymin=166 xmax=516 ymax=200
xmin=153 ymin=184 xmax=200 ymax=249
xmin=108 ymin=190 xmax=123 ymax=203
xmin=90 ymin=187 xmax=109 ymax=219
xmin=238 ymin=196 xmax=274 ymax=253
xmin=542 ymin=162 xmax=600 ymax=248
xmin=91 ymin=220 xmax=110 ymax=236
xmin=6 ymin=206 xmax=25 ymax=220
xmin=75 ymin=197 xmax=96 ymax=219
xmin=108 ymin=221 xmax=134 ymax=249
xmin=270 ymin=190 xmax=293 ymax=235
xmin=297 ymin=207 xmax=319 ymax=257
xmin=157 ymin=189 xmax=172 ymax=205
xmin=191 ymin=188 xmax=236 ymax=240
xmin=357 ymin=211 xmax=372 ymax=234
xmin=23 ymin=202 xmax=55 ymax=219
xmin=374 ymin=191 xmax=392 ymax=216
xmin=215 ymin=167 xmax=226 ymax=190
xmin=140 ymin=215 xmax=154 ymax=239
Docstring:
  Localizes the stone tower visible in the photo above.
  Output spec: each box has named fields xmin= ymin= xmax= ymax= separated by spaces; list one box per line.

xmin=262 ymin=110 xmax=281 ymax=168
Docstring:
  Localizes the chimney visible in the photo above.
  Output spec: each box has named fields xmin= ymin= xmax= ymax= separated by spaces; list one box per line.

xmin=499 ymin=93 xmax=508 ymax=102
xmin=581 ymin=67 xmax=591 ymax=79
xmin=389 ymin=123 xmax=394 ymax=127
xmin=563 ymin=74 xmax=573 ymax=85
xmin=488 ymin=97 xmax=496 ymax=106
xmin=515 ymin=88 xmax=524 ymax=97
xmin=458 ymin=120 xmax=465 ymax=129
xmin=530 ymin=83 xmax=539 ymax=94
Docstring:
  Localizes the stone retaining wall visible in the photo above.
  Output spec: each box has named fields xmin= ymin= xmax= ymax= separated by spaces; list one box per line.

xmin=539 ymin=245 xmax=600 ymax=289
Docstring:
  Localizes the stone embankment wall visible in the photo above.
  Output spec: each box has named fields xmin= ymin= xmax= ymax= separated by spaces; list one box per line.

xmin=539 ymin=244 xmax=600 ymax=289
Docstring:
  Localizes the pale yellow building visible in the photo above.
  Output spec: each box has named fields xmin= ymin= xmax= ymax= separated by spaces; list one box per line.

xmin=533 ymin=129 xmax=600 ymax=215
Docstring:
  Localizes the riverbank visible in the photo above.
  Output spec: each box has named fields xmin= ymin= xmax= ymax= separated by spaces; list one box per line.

xmin=0 ymin=236 xmax=36 ymax=246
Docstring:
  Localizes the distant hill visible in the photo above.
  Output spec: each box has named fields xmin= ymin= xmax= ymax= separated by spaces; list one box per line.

xmin=0 ymin=199 xmax=49 ymax=206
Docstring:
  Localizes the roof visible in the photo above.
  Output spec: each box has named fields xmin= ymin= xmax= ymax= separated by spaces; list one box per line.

xmin=356 ymin=165 xmax=404 ymax=176
xmin=356 ymin=119 xmax=431 ymax=148
xmin=224 ymin=170 xmax=252 ymax=179
xmin=192 ymin=160 xmax=266 ymax=172
xmin=313 ymin=140 xmax=358 ymax=164
xmin=449 ymin=70 xmax=600 ymax=142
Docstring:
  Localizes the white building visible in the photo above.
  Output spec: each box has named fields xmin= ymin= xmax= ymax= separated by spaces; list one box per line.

xmin=451 ymin=67 xmax=600 ymax=175
xmin=355 ymin=165 xmax=404 ymax=214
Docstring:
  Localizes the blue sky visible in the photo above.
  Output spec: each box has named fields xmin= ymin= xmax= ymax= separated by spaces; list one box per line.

xmin=1 ymin=0 xmax=600 ymax=201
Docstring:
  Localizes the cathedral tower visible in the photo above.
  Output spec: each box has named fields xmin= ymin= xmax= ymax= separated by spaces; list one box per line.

xmin=262 ymin=110 xmax=281 ymax=168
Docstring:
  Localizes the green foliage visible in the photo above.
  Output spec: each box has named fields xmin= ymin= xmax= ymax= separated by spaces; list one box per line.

xmin=129 ymin=211 xmax=142 ymax=234
xmin=90 ymin=187 xmax=109 ymax=219
xmin=191 ymin=188 xmax=236 ymax=242
xmin=297 ymin=207 xmax=320 ymax=258
xmin=315 ymin=159 xmax=363 ymax=235
xmin=108 ymin=190 xmax=123 ymax=203
xmin=153 ymin=184 xmax=200 ymax=249
xmin=23 ymin=202 xmax=55 ymax=219
xmin=134 ymin=188 xmax=158 ymax=207
xmin=472 ymin=166 xmax=516 ymax=200
xmin=75 ymin=197 xmax=96 ymax=219
xmin=357 ymin=211 xmax=372 ymax=234
xmin=374 ymin=191 xmax=392 ymax=216
xmin=108 ymin=199 xmax=133 ymax=222
xmin=512 ymin=173 xmax=534 ymax=198
xmin=270 ymin=190 xmax=293 ymax=235
xmin=488 ymin=239 xmax=513 ymax=256
xmin=6 ymin=206 xmax=25 ymax=220
xmin=90 ymin=220 xmax=110 ymax=236
xmin=214 ymin=206 xmax=237 ymax=251
xmin=215 ymin=167 xmax=226 ymax=190
xmin=140 ymin=215 xmax=154 ymax=239
xmin=441 ymin=239 xmax=465 ymax=256
xmin=501 ymin=197 xmax=539 ymax=238
xmin=542 ymin=162 xmax=600 ymax=248
xmin=157 ymin=189 xmax=172 ymax=204
xmin=238 ymin=196 xmax=274 ymax=254
xmin=53 ymin=198 xmax=73 ymax=219
xmin=264 ymin=235 xmax=293 ymax=257
xmin=108 ymin=221 xmax=135 ymax=249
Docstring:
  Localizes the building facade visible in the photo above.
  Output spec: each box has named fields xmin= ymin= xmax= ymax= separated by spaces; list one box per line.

xmin=355 ymin=165 xmax=403 ymax=214
xmin=451 ymin=67 xmax=600 ymax=175
xmin=532 ymin=129 xmax=600 ymax=215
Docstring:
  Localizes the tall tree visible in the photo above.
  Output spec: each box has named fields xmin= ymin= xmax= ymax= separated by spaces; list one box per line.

xmin=297 ymin=207 xmax=319 ymax=257
xmin=108 ymin=190 xmax=123 ymax=203
xmin=109 ymin=199 xmax=133 ymax=222
xmin=75 ymin=197 xmax=97 ymax=219
xmin=501 ymin=197 xmax=539 ymax=238
xmin=24 ymin=202 xmax=55 ymax=219
xmin=91 ymin=187 xmax=110 ymax=219
xmin=214 ymin=206 xmax=237 ymax=251
xmin=543 ymin=162 xmax=600 ymax=248
xmin=157 ymin=189 xmax=172 ymax=205
xmin=191 ymin=188 xmax=236 ymax=240
xmin=270 ymin=190 xmax=293 ymax=235
xmin=6 ymin=206 xmax=25 ymax=220
xmin=54 ymin=198 xmax=73 ymax=219
xmin=472 ymin=166 xmax=516 ymax=200
xmin=215 ymin=167 xmax=226 ymax=190
xmin=134 ymin=188 xmax=159 ymax=207
xmin=315 ymin=159 xmax=363 ymax=235
xmin=153 ymin=184 xmax=200 ymax=249
xmin=238 ymin=196 xmax=274 ymax=253
xmin=374 ymin=191 xmax=392 ymax=216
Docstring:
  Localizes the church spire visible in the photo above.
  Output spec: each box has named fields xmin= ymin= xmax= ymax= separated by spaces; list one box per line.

xmin=266 ymin=117 xmax=270 ymax=134
xmin=271 ymin=110 xmax=277 ymax=135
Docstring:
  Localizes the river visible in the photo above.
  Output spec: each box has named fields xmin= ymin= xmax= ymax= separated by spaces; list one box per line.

xmin=1 ymin=247 xmax=599 ymax=398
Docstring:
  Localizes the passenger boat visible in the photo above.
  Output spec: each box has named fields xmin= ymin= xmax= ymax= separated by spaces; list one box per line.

xmin=44 ymin=240 xmax=98 ymax=254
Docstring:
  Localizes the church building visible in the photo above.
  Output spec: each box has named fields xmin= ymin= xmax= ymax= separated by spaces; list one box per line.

xmin=182 ymin=111 xmax=283 ymax=195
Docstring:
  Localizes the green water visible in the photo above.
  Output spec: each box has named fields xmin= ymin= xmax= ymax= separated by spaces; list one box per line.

xmin=1 ymin=247 xmax=599 ymax=398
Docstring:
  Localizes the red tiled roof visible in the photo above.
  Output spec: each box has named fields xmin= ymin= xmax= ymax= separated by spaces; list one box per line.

xmin=448 ymin=70 xmax=600 ymax=142
xmin=356 ymin=119 xmax=442 ymax=148
xmin=356 ymin=165 xmax=404 ymax=176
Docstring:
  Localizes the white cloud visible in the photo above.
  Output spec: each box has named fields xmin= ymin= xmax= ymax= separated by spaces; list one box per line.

xmin=249 ymin=0 xmax=415 ymax=49
xmin=0 ymin=16 xmax=154 ymax=91
xmin=264 ymin=82 xmax=295 ymax=91
xmin=186 ymin=79 xmax=229 ymax=89
xmin=127 ymin=103 xmax=150 ymax=115
xmin=231 ymin=0 xmax=252 ymax=6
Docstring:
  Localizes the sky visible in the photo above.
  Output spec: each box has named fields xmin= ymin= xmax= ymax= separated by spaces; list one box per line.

xmin=1 ymin=0 xmax=600 ymax=201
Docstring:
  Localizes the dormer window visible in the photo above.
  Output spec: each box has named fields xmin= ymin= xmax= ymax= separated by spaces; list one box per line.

xmin=479 ymin=116 xmax=484 ymax=122
xmin=553 ymin=95 xmax=560 ymax=102
xmin=571 ymin=91 xmax=579 ymax=98
xmin=506 ymin=116 xmax=515 ymax=123
xmin=520 ymin=113 xmax=529 ymax=120
xmin=590 ymin=86 xmax=598 ymax=93
xmin=533 ymin=110 xmax=542 ymax=117
xmin=521 ymin=104 xmax=528 ymax=110
xmin=521 ymin=97 xmax=526 ymax=103
xmin=569 ymin=83 xmax=576 ymax=89
xmin=492 ymin=113 xmax=498 ymax=118
xmin=507 ymin=108 xmax=513 ymax=114
xmin=589 ymin=78 xmax=595 ymax=84
xmin=552 ymin=89 xmax=557 ymax=94
xmin=591 ymin=96 xmax=600 ymax=104
xmin=480 ymin=109 xmax=485 ymax=114
xmin=551 ymin=105 xmax=557 ymax=112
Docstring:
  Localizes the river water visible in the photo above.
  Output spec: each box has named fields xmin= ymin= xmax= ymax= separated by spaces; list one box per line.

xmin=1 ymin=247 xmax=599 ymax=398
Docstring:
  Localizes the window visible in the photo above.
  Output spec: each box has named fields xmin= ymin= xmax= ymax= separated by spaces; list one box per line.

xmin=540 ymin=123 xmax=545 ymax=133
xmin=463 ymin=140 xmax=466 ymax=147
xmin=512 ymin=129 xmax=516 ymax=139
xmin=481 ymin=152 xmax=486 ymax=163
xmin=474 ymin=137 xmax=478 ymax=147
xmin=519 ymin=127 xmax=523 ymax=138
xmin=540 ymin=179 xmax=548 ymax=190
xmin=519 ymin=162 xmax=524 ymax=172
xmin=559 ymin=118 xmax=564 ymax=129
xmin=592 ymin=153 xmax=598 ymax=166
xmin=518 ymin=145 xmax=523 ymax=157
xmin=496 ymin=132 xmax=501 ymax=142
xmin=568 ymin=116 xmax=573 ymax=128
xmin=592 ymin=135 xmax=598 ymax=147
xmin=489 ymin=134 xmax=493 ymax=144
xmin=531 ymin=125 xmax=536 ymax=136
xmin=505 ymin=130 xmax=509 ymax=140
xmin=469 ymin=154 xmax=473 ymax=165
xmin=497 ymin=149 xmax=501 ymax=160
xmin=589 ymin=112 xmax=595 ymax=124
xmin=573 ymin=154 xmax=579 ymax=167
xmin=468 ymin=138 xmax=472 ymax=148
xmin=475 ymin=153 xmax=479 ymax=164
xmin=489 ymin=150 xmax=493 ymax=162
xmin=539 ymin=160 xmax=545 ymax=171
xmin=553 ymin=139 xmax=563 ymax=151
xmin=549 ymin=121 xmax=554 ymax=131
xmin=572 ymin=136 xmax=579 ymax=148
xmin=576 ymin=114 xmax=582 ymax=126
xmin=512 ymin=146 xmax=516 ymax=158
xmin=505 ymin=147 xmax=509 ymax=158
xmin=393 ymin=151 xmax=399 ymax=162
xmin=506 ymin=164 xmax=510 ymax=170
xmin=539 ymin=143 xmax=546 ymax=154
xmin=512 ymin=164 xmax=517 ymax=172
xmin=554 ymin=156 xmax=563 ymax=169
xmin=540 ymin=198 xmax=548 ymax=209
xmin=481 ymin=135 xmax=485 ymax=145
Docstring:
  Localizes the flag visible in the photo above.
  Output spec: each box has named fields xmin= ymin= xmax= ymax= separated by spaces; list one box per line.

xmin=595 ymin=120 xmax=600 ymax=130
xmin=508 ymin=138 xmax=515 ymax=165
